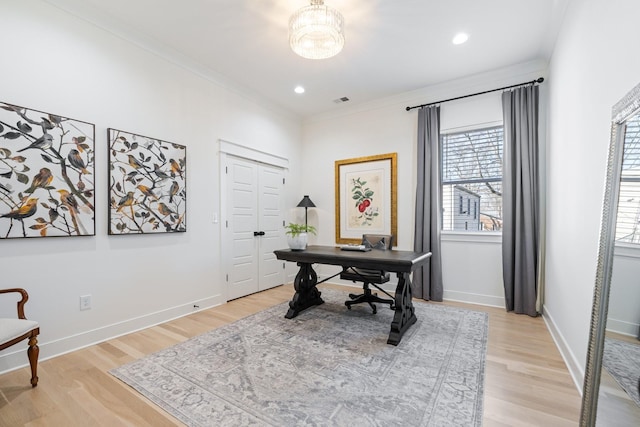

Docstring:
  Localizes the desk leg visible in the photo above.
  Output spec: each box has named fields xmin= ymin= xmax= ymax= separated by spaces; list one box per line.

xmin=388 ymin=272 xmax=417 ymax=345
xmin=285 ymin=262 xmax=324 ymax=319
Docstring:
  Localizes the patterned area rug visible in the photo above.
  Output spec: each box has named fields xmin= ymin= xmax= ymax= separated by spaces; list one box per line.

xmin=110 ymin=289 xmax=488 ymax=426
xmin=603 ymin=337 xmax=640 ymax=407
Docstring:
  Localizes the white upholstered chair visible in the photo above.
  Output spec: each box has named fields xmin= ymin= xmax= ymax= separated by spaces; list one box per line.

xmin=0 ymin=288 xmax=39 ymax=387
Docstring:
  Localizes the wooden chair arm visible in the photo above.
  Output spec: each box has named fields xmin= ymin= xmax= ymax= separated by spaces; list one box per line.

xmin=0 ymin=288 xmax=29 ymax=319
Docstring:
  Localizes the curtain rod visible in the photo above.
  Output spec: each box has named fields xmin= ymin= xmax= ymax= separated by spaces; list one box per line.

xmin=405 ymin=77 xmax=544 ymax=112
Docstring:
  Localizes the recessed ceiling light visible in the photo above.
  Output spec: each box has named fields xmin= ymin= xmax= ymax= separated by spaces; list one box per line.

xmin=452 ymin=33 xmax=469 ymax=45
xmin=294 ymin=86 xmax=305 ymax=94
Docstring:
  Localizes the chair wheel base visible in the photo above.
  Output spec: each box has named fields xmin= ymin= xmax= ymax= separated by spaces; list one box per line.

xmin=345 ymin=291 xmax=393 ymax=314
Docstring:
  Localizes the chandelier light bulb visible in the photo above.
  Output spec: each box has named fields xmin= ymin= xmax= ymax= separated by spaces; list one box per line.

xmin=452 ymin=33 xmax=469 ymax=45
xmin=289 ymin=0 xmax=345 ymax=60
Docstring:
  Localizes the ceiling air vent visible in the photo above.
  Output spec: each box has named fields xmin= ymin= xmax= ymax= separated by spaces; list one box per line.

xmin=333 ymin=96 xmax=350 ymax=104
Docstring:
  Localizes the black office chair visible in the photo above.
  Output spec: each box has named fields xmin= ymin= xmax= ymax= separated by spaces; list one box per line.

xmin=340 ymin=234 xmax=396 ymax=314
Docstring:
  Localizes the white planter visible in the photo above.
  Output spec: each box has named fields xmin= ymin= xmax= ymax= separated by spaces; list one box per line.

xmin=287 ymin=232 xmax=308 ymax=251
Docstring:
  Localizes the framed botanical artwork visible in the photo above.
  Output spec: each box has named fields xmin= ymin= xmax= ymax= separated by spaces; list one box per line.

xmin=335 ymin=153 xmax=397 ymax=244
xmin=108 ymin=128 xmax=186 ymax=234
xmin=0 ymin=102 xmax=95 ymax=238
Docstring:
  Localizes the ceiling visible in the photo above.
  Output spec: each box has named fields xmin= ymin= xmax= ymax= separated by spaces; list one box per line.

xmin=44 ymin=0 xmax=568 ymax=118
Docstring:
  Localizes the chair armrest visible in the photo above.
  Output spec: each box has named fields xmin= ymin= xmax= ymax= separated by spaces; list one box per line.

xmin=0 ymin=288 xmax=29 ymax=319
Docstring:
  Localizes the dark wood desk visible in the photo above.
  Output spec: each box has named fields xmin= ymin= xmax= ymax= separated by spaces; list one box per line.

xmin=274 ymin=245 xmax=432 ymax=345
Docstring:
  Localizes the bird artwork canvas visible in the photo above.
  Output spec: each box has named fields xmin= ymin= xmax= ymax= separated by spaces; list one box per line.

xmin=108 ymin=128 xmax=186 ymax=234
xmin=0 ymin=102 xmax=95 ymax=238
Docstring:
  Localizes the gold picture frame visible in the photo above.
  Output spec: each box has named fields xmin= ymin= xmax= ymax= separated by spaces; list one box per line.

xmin=335 ymin=153 xmax=397 ymax=244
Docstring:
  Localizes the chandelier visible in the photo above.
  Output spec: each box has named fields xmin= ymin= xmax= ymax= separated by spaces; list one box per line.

xmin=289 ymin=0 xmax=345 ymax=60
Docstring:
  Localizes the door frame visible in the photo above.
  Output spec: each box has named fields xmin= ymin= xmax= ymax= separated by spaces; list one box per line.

xmin=219 ymin=139 xmax=289 ymax=302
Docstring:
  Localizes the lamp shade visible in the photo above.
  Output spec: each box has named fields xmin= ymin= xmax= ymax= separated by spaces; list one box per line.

xmin=297 ymin=195 xmax=316 ymax=208
xmin=289 ymin=0 xmax=344 ymax=60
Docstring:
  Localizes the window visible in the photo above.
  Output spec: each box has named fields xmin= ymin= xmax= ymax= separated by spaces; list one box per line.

xmin=616 ymin=114 xmax=640 ymax=243
xmin=441 ymin=126 xmax=503 ymax=231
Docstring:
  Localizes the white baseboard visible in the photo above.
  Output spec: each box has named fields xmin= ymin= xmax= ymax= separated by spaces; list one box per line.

xmin=442 ymin=290 xmax=504 ymax=308
xmin=542 ymin=303 xmax=584 ymax=394
xmin=0 ymin=294 xmax=224 ymax=376
xmin=606 ymin=317 xmax=639 ymax=337
xmin=318 ymin=279 xmax=504 ymax=308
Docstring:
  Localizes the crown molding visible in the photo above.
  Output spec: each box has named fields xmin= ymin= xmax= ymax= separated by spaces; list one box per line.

xmin=42 ymin=0 xmax=300 ymax=122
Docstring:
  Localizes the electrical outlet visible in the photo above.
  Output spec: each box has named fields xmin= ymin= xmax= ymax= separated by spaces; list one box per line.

xmin=80 ymin=295 xmax=92 ymax=311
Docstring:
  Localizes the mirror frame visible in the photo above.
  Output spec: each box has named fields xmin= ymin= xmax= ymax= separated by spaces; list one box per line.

xmin=580 ymin=82 xmax=640 ymax=426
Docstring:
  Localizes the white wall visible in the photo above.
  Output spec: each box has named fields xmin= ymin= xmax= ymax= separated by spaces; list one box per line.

xmin=544 ymin=0 xmax=640 ymax=389
xmin=301 ymin=62 xmax=545 ymax=305
xmin=0 ymin=0 xmax=302 ymax=372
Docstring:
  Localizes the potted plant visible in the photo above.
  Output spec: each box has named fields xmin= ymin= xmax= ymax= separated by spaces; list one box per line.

xmin=284 ymin=223 xmax=317 ymax=251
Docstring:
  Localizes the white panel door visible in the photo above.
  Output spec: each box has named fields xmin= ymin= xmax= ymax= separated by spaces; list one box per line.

xmin=224 ymin=155 xmax=285 ymax=300
xmin=227 ymin=157 xmax=259 ymax=300
xmin=258 ymin=164 xmax=285 ymax=291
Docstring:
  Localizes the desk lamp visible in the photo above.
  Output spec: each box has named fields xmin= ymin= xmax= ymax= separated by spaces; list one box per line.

xmin=297 ymin=195 xmax=316 ymax=228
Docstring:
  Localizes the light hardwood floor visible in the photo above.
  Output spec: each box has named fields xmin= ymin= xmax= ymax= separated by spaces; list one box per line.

xmin=0 ymin=284 xmax=582 ymax=426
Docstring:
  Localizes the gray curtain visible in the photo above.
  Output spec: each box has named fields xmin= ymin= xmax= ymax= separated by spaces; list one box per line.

xmin=413 ymin=106 xmax=443 ymax=301
xmin=502 ymin=85 xmax=539 ymax=316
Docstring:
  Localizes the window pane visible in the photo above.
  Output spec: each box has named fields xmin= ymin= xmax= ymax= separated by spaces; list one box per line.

xmin=442 ymin=126 xmax=503 ymax=232
xmin=616 ymin=114 xmax=640 ymax=243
